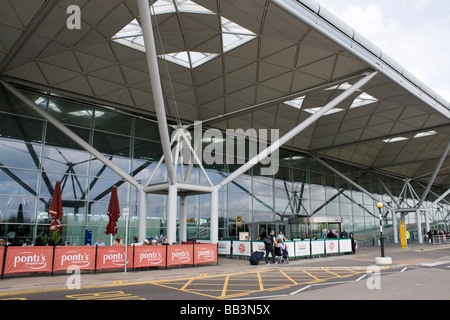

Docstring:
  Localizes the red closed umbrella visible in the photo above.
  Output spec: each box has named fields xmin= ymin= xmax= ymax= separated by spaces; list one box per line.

xmin=49 ymin=181 xmax=63 ymax=234
xmin=105 ymin=186 xmax=120 ymax=236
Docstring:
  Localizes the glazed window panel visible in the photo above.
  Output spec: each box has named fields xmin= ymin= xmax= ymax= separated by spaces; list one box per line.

xmin=0 ymin=167 xmax=39 ymax=197
xmin=0 ymin=113 xmax=44 ymax=143
xmin=47 ymin=97 xmax=94 ymax=128
xmin=38 ymin=172 xmax=88 ymax=201
xmin=45 ymin=123 xmax=91 ymax=150
xmin=0 ymin=89 xmax=46 ymax=118
xmin=41 ymin=146 xmax=90 ymax=176
xmin=94 ymin=109 xmax=132 ymax=136
xmin=90 ymin=156 xmax=132 ymax=179
xmin=0 ymin=139 xmax=42 ymax=170
xmin=87 ymin=178 xmax=130 ymax=203
xmin=0 ymin=194 xmax=37 ymax=223
xmin=92 ymin=131 xmax=131 ymax=157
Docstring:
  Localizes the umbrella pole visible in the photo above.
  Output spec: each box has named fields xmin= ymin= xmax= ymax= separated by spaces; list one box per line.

xmin=124 ymin=208 xmax=130 ymax=273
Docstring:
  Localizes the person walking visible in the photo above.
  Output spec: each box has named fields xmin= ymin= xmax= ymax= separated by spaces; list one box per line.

xmin=264 ymin=230 xmax=277 ymax=264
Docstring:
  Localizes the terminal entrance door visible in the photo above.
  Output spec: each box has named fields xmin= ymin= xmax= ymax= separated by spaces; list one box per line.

xmin=288 ymin=217 xmax=342 ymax=239
xmin=257 ymin=222 xmax=286 ymax=239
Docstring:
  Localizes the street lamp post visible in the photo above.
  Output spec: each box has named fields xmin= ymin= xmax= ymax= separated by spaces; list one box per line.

xmin=377 ymin=202 xmax=385 ymax=258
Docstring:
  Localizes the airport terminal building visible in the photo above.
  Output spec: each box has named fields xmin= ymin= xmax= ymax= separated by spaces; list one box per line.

xmin=0 ymin=0 xmax=449 ymax=246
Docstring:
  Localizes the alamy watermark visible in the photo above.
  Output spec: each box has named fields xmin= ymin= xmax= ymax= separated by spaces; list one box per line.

xmin=177 ymin=121 xmax=280 ymax=176
xmin=366 ymin=265 xmax=381 ymax=290
xmin=66 ymin=265 xmax=81 ymax=290
xmin=66 ymin=5 xmax=81 ymax=30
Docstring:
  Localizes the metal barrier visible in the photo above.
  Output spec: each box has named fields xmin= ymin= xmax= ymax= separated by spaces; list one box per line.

xmin=0 ymin=243 xmax=218 ymax=278
xmin=433 ymin=235 xmax=447 ymax=245
xmin=213 ymin=238 xmax=353 ymax=259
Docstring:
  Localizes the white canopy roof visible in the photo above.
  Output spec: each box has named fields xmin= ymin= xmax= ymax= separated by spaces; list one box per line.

xmin=0 ymin=0 xmax=449 ymax=189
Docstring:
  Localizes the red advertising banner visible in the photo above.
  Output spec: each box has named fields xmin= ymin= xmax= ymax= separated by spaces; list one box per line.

xmin=96 ymin=246 xmax=132 ymax=270
xmin=53 ymin=246 xmax=96 ymax=272
xmin=133 ymin=245 xmax=166 ymax=268
xmin=194 ymin=243 xmax=217 ymax=265
xmin=0 ymin=247 xmax=4 ymax=271
xmin=167 ymin=245 xmax=194 ymax=267
xmin=4 ymin=246 xmax=54 ymax=274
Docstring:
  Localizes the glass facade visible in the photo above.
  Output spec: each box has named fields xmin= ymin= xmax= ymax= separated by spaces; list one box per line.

xmin=0 ymin=86 xmax=448 ymax=246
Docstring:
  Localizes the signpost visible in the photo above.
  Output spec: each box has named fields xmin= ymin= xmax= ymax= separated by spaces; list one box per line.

xmin=123 ymin=207 xmax=129 ymax=273
xmin=375 ymin=202 xmax=392 ymax=265
xmin=236 ymin=215 xmax=242 ymax=227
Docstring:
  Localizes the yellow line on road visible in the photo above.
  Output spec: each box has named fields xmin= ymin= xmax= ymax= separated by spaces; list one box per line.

xmin=257 ymin=271 xmax=264 ymax=291
xmin=181 ymin=278 xmax=194 ymax=290
xmin=220 ymin=275 xmax=230 ymax=298
xmin=302 ymin=269 xmax=320 ymax=281
xmin=279 ymin=270 xmax=298 ymax=285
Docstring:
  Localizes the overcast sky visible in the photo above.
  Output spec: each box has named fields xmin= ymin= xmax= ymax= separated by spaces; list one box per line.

xmin=316 ymin=0 xmax=450 ymax=103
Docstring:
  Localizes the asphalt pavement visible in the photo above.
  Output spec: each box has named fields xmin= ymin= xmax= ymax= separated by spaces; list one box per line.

xmin=0 ymin=242 xmax=449 ymax=300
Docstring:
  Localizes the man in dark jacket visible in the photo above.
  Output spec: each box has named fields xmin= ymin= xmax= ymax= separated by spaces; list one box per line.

xmin=264 ymin=230 xmax=277 ymax=264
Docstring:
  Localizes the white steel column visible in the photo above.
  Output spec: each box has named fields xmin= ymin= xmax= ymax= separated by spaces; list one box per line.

xmin=137 ymin=0 xmax=175 ymax=184
xmin=138 ymin=188 xmax=147 ymax=242
xmin=210 ymin=189 xmax=219 ymax=244
xmin=179 ymin=194 xmax=187 ymax=242
xmin=416 ymin=208 xmax=423 ymax=243
xmin=167 ymin=183 xmax=178 ymax=243
xmin=216 ymin=71 xmax=378 ymax=189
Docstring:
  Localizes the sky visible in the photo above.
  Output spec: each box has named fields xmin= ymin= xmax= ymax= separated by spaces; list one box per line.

xmin=315 ymin=0 xmax=450 ymax=103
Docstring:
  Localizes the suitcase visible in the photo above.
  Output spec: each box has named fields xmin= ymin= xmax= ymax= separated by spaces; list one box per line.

xmin=249 ymin=251 xmax=265 ymax=265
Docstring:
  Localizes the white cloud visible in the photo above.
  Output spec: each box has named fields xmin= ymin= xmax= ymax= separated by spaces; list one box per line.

xmin=317 ymin=0 xmax=450 ymax=104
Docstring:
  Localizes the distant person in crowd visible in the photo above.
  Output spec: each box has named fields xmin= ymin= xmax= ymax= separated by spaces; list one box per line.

xmin=0 ymin=239 xmax=5 ymax=246
xmin=426 ymin=230 xmax=433 ymax=243
xmin=34 ymin=237 xmax=44 ymax=246
xmin=341 ymin=229 xmax=348 ymax=238
xmin=94 ymin=237 xmax=105 ymax=246
xmin=349 ymin=233 xmax=356 ymax=254
xmin=277 ymin=231 xmax=287 ymax=241
xmin=264 ymin=230 xmax=277 ymax=265
xmin=277 ymin=238 xmax=289 ymax=258
xmin=10 ymin=236 xmax=22 ymax=246
xmin=327 ymin=229 xmax=336 ymax=239
xmin=150 ymin=239 xmax=157 ymax=246
xmin=162 ymin=237 xmax=170 ymax=245
xmin=114 ymin=237 xmax=122 ymax=246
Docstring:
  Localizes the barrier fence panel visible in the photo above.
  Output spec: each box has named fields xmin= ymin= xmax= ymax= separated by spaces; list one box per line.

xmin=166 ymin=245 xmax=194 ymax=267
xmin=0 ymin=247 xmax=4 ymax=275
xmin=252 ymin=241 xmax=265 ymax=253
xmin=325 ymin=239 xmax=339 ymax=255
xmin=3 ymin=246 xmax=54 ymax=275
xmin=339 ymin=239 xmax=352 ymax=253
xmin=96 ymin=246 xmax=133 ymax=271
xmin=133 ymin=245 xmax=166 ymax=268
xmin=232 ymin=240 xmax=252 ymax=257
xmin=294 ymin=240 xmax=310 ymax=257
xmin=311 ymin=239 xmax=325 ymax=256
xmin=53 ymin=246 xmax=96 ymax=272
xmin=218 ymin=240 xmax=231 ymax=256
xmin=194 ymin=243 xmax=218 ymax=265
